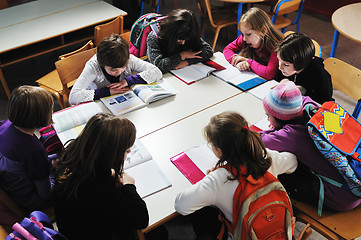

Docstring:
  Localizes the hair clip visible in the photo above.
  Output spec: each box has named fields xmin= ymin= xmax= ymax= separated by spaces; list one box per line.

xmin=243 ymin=126 xmax=248 ymax=131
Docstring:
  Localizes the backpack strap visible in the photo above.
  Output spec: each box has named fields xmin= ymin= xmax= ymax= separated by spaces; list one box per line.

xmin=311 ymin=170 xmax=343 ymax=216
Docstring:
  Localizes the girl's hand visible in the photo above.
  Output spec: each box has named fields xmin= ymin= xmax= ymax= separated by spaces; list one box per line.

xmin=174 ymin=60 xmax=189 ymax=69
xmin=108 ymin=80 xmax=129 ymax=95
xmin=235 ymin=61 xmax=250 ymax=71
xmin=231 ymin=55 xmax=248 ymax=66
xmin=180 ymin=50 xmax=202 ymax=60
xmin=119 ymin=172 xmax=135 ymax=185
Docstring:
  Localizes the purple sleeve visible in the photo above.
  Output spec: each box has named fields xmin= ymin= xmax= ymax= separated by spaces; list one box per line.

xmin=124 ymin=74 xmax=147 ymax=86
xmin=247 ymin=50 xmax=279 ymax=80
xmin=261 ymin=128 xmax=297 ymax=153
xmin=94 ymin=87 xmax=110 ymax=100
xmin=223 ymin=35 xmax=244 ymax=63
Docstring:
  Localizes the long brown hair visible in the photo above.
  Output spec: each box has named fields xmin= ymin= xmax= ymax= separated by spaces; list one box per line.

xmin=204 ymin=111 xmax=271 ymax=180
xmin=239 ymin=7 xmax=283 ymax=63
xmin=56 ymin=113 xmax=136 ymax=199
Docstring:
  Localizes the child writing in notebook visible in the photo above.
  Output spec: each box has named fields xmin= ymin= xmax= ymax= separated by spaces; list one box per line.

xmin=69 ymin=34 xmax=162 ymax=105
xmin=275 ymin=33 xmax=333 ymax=104
xmin=223 ymin=7 xmax=283 ymax=80
xmin=55 ymin=113 xmax=149 ymax=240
xmin=147 ymin=9 xmax=214 ymax=73
xmin=261 ymin=81 xmax=361 ymax=212
xmin=175 ymin=111 xmax=297 ymax=239
xmin=0 ymin=86 xmax=57 ymax=211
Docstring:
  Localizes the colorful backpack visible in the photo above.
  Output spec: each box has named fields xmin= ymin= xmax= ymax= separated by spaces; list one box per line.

xmin=129 ymin=13 xmax=166 ymax=61
xmin=218 ymin=166 xmax=294 ymax=240
xmin=6 ymin=211 xmax=68 ymax=240
xmin=307 ymin=101 xmax=361 ymax=214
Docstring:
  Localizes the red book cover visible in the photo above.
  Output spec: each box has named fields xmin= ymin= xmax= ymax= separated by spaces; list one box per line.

xmin=170 ymin=152 xmax=205 ymax=184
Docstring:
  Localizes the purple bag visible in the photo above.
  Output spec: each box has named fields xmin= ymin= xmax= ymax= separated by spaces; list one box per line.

xmin=6 ymin=211 xmax=68 ymax=240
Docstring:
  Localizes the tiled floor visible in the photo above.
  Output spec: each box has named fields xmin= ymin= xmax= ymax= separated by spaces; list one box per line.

xmin=1 ymin=1 xmax=361 ymax=239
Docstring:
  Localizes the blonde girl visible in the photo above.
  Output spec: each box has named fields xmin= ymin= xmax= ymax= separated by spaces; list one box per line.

xmin=223 ymin=7 xmax=283 ymax=80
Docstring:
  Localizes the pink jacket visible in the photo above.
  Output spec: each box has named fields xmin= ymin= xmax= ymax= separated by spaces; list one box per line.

xmin=223 ymin=35 xmax=278 ymax=80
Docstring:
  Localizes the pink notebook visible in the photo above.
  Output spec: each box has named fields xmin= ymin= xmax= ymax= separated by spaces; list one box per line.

xmin=170 ymin=152 xmax=206 ymax=184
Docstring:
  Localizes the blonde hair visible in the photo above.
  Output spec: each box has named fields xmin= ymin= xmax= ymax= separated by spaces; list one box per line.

xmin=239 ymin=7 xmax=283 ymax=61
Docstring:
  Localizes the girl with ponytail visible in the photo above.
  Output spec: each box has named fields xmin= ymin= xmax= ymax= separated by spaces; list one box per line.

xmin=175 ymin=111 xmax=297 ymax=239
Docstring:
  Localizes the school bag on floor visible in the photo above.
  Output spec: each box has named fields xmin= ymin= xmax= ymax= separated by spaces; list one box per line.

xmin=129 ymin=13 xmax=166 ymax=61
xmin=6 ymin=211 xmax=68 ymax=240
xmin=218 ymin=166 xmax=294 ymax=240
xmin=307 ymin=101 xmax=361 ymax=215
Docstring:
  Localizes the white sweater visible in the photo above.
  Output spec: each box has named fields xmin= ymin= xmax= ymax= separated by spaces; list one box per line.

xmin=174 ymin=148 xmax=297 ymax=223
xmin=69 ymin=54 xmax=162 ymax=105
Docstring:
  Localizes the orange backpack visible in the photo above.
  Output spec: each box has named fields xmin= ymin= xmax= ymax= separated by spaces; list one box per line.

xmin=218 ymin=166 xmax=294 ymax=240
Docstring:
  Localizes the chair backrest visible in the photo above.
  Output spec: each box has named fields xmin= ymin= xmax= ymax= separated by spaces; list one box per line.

xmin=284 ymin=31 xmax=322 ymax=57
xmin=0 ymin=225 xmax=9 ymax=239
xmin=120 ymin=31 xmax=131 ymax=44
xmin=196 ymin=0 xmax=216 ymax=27
xmin=273 ymin=0 xmax=302 ymax=16
xmin=94 ymin=16 xmax=124 ymax=46
xmin=59 ymin=40 xmax=94 ymax=60
xmin=55 ymin=48 xmax=97 ymax=97
xmin=324 ymin=58 xmax=361 ymax=105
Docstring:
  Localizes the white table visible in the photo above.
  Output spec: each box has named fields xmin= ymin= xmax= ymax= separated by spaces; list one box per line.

xmin=136 ymin=92 xmax=264 ymax=238
xmin=0 ymin=0 xmax=126 ymax=98
xmin=330 ymin=2 xmax=361 ymax=57
xmin=99 ymin=52 xmax=243 ymax=138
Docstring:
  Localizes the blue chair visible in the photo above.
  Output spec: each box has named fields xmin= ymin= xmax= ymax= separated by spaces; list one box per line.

xmin=324 ymin=58 xmax=361 ymax=119
xmin=140 ymin=0 xmax=160 ymax=16
xmin=270 ymin=0 xmax=305 ymax=33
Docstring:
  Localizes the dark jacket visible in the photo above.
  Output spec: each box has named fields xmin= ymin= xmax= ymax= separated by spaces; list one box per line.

xmin=275 ymin=56 xmax=333 ymax=104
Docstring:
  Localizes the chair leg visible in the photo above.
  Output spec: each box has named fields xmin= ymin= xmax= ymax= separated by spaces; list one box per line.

xmin=212 ymin=28 xmax=221 ymax=50
xmin=53 ymin=93 xmax=66 ymax=109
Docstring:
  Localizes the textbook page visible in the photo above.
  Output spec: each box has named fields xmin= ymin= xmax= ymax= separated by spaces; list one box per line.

xmin=212 ymin=64 xmax=258 ymax=86
xmin=170 ymin=143 xmax=219 ymax=184
xmin=170 ymin=63 xmax=216 ymax=84
xmin=100 ymin=90 xmax=147 ymax=115
xmin=248 ymin=80 xmax=279 ymax=100
xmin=131 ymin=80 xmax=178 ymax=103
xmin=249 ymin=116 xmax=271 ymax=132
xmin=124 ymin=139 xmax=172 ymax=198
xmin=52 ymin=102 xmax=102 ymax=145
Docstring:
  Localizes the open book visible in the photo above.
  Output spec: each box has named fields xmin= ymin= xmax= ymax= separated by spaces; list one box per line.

xmin=248 ymin=80 xmax=279 ymax=100
xmin=100 ymin=81 xmax=177 ymax=115
xmin=52 ymin=102 xmax=102 ymax=145
xmin=170 ymin=61 xmax=225 ymax=85
xmin=170 ymin=143 xmax=219 ymax=184
xmin=124 ymin=139 xmax=172 ymax=198
xmin=212 ymin=63 xmax=262 ymax=88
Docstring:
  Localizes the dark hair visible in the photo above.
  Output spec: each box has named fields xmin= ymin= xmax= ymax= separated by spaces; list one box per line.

xmin=239 ymin=7 xmax=283 ymax=63
xmin=204 ymin=111 xmax=271 ymax=180
xmin=97 ymin=34 xmax=130 ymax=68
xmin=158 ymin=9 xmax=202 ymax=57
xmin=7 ymin=85 xmax=53 ymax=129
xmin=56 ymin=113 xmax=136 ymax=199
xmin=275 ymin=33 xmax=315 ymax=71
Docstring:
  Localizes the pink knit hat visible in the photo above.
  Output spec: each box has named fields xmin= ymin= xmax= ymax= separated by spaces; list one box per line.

xmin=263 ymin=81 xmax=303 ymax=120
